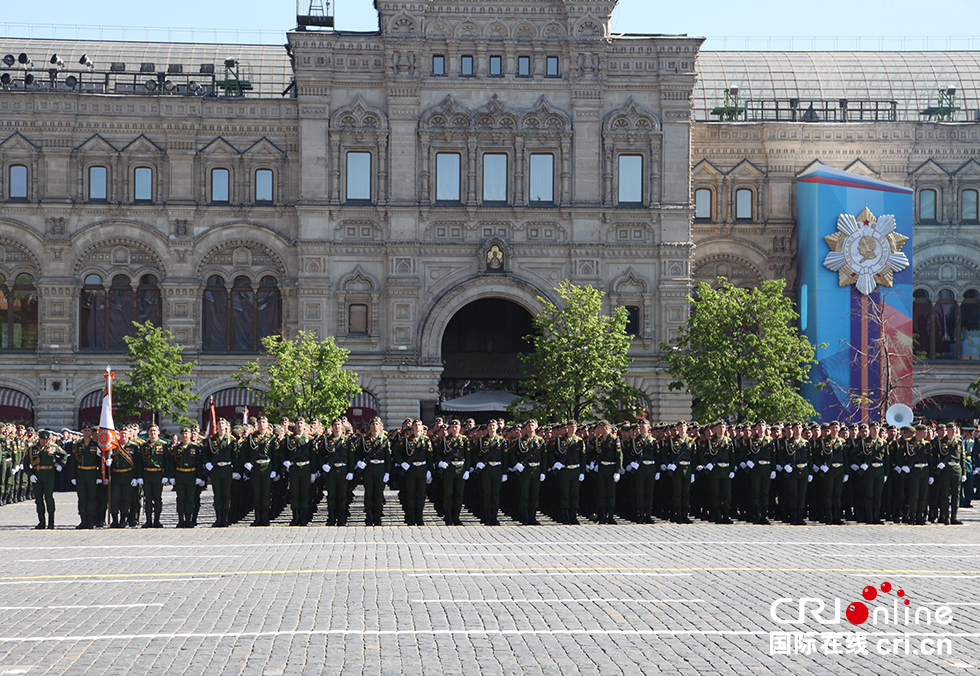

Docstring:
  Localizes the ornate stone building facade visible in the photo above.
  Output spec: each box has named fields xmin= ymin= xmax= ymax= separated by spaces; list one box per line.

xmin=0 ymin=4 xmax=977 ymax=426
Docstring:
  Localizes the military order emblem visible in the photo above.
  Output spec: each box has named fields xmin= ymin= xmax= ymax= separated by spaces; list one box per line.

xmin=823 ymin=207 xmax=909 ymax=296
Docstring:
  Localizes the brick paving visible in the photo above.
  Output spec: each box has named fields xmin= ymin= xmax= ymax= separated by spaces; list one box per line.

xmin=0 ymin=491 xmax=977 ymax=675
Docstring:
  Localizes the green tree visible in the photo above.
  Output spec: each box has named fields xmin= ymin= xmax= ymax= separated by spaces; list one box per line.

xmin=966 ymin=374 xmax=980 ymax=415
xmin=115 ymin=321 xmax=198 ymax=426
xmin=509 ymin=281 xmax=648 ymax=423
xmin=234 ymin=330 xmax=361 ymax=422
xmin=661 ymin=278 xmax=820 ymax=423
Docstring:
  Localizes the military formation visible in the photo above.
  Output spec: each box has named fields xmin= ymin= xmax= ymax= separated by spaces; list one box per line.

xmin=0 ymin=416 xmax=977 ymax=529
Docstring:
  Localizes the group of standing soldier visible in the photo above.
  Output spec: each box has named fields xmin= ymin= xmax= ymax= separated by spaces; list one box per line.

xmin=1 ymin=414 xmax=977 ymax=529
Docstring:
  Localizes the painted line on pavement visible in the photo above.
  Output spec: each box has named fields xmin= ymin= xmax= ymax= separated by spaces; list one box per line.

xmin=410 ymin=573 xmax=695 ymax=578
xmin=18 ymin=555 xmax=243 ymax=563
xmin=411 ymin=598 xmax=705 ymax=604
xmin=0 ymin=603 xmax=164 ymax=611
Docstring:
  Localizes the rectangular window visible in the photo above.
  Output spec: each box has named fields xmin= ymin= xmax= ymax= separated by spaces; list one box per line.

xmin=518 ymin=56 xmax=531 ymax=77
xmin=919 ymin=189 xmax=937 ymax=222
xmin=134 ymin=167 xmax=153 ymax=202
xmin=625 ymin=306 xmax=641 ymax=337
xmin=461 ymin=55 xmax=474 ymax=77
xmin=8 ymin=165 xmax=27 ymax=200
xmin=255 ymin=168 xmax=274 ymax=203
xmin=346 ymin=152 xmax=372 ymax=201
xmin=529 ymin=153 xmax=554 ymax=203
xmin=211 ymin=168 xmax=229 ymax=203
xmin=618 ymin=155 xmax=643 ymax=204
xmin=695 ymin=188 xmax=712 ymax=220
xmin=735 ymin=188 xmax=753 ymax=220
xmin=432 ymin=55 xmax=445 ymax=76
xmin=489 ymin=55 xmax=502 ymax=77
xmin=961 ymin=189 xmax=977 ymax=222
xmin=482 ymin=154 xmax=508 ymax=203
xmin=436 ymin=153 xmax=461 ymax=202
xmin=89 ymin=166 xmax=108 ymax=201
xmin=349 ymin=304 xmax=368 ymax=335
xmin=546 ymin=56 xmax=560 ymax=78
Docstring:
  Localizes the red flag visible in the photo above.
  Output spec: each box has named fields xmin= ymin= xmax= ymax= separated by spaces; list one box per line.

xmin=209 ymin=396 xmax=218 ymax=438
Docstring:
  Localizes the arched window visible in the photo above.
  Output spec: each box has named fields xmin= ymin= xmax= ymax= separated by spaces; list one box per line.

xmin=203 ymin=274 xmax=281 ymax=352
xmin=934 ymin=289 xmax=957 ymax=359
xmin=694 ymin=188 xmax=712 ymax=220
xmin=80 ymin=273 xmax=160 ymax=351
xmin=0 ymin=273 xmax=38 ymax=350
xmin=8 ymin=164 xmax=28 ymax=201
xmin=912 ymin=289 xmax=931 ymax=357
xmin=735 ymin=188 xmax=753 ymax=220
xmin=918 ymin=188 xmax=938 ymax=223
xmin=962 ymin=289 xmax=980 ymax=360
xmin=962 ymin=189 xmax=979 ymax=223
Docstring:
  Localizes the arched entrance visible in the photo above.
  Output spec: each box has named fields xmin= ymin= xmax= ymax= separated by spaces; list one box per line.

xmin=438 ymin=298 xmax=534 ymax=420
xmin=0 ymin=387 xmax=33 ymax=425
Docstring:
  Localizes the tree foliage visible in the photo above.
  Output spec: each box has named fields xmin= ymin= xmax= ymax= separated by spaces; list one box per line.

xmin=967 ymin=374 xmax=980 ymax=414
xmin=661 ymin=278 xmax=820 ymax=423
xmin=234 ymin=330 xmax=361 ymax=422
xmin=115 ymin=321 xmax=198 ymax=426
xmin=509 ymin=281 xmax=649 ymax=423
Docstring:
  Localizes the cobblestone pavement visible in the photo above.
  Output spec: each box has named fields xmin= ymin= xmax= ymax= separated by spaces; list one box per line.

xmin=0 ymin=491 xmax=977 ymax=676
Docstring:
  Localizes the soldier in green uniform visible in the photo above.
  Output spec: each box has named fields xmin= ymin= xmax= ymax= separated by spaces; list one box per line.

xmin=590 ymin=420 xmax=622 ymax=525
xmin=71 ymin=425 xmax=101 ymax=529
xmin=851 ymin=423 xmax=887 ymax=524
xmin=435 ymin=419 xmax=470 ymax=526
xmin=25 ymin=430 xmax=66 ymax=529
xmin=813 ymin=422 xmax=846 ymax=524
xmin=320 ymin=417 xmax=353 ymax=526
xmin=139 ymin=424 xmax=170 ymax=528
xmin=396 ymin=419 xmax=432 ymax=526
xmin=107 ymin=427 xmax=138 ymax=528
xmin=509 ymin=419 xmax=546 ymax=525
xmin=906 ymin=424 xmax=932 ymax=525
xmin=204 ymin=418 xmax=238 ymax=528
xmin=122 ymin=425 xmax=145 ymax=527
xmin=282 ymin=418 xmax=316 ymax=526
xmin=0 ymin=423 xmax=10 ymax=505
xmin=699 ymin=421 xmax=734 ymax=524
xmin=244 ymin=416 xmax=277 ymax=527
xmin=743 ymin=421 xmax=776 ymax=524
xmin=623 ymin=419 xmax=658 ymax=524
xmin=777 ymin=422 xmax=811 ymax=525
xmin=662 ymin=421 xmax=696 ymax=523
xmin=547 ymin=420 xmax=585 ymax=525
xmin=355 ymin=416 xmax=391 ymax=526
xmin=172 ymin=427 xmax=202 ymax=528
xmin=933 ymin=422 xmax=966 ymax=525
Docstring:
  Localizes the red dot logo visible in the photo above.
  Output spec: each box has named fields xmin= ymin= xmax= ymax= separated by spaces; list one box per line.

xmin=862 ymin=586 xmax=877 ymax=601
xmin=846 ymin=601 xmax=869 ymax=625
xmin=904 ymin=599 xmax=910 ymax=606
xmin=897 ymin=589 xmax=905 ymax=598
xmin=881 ymin=581 xmax=892 ymax=593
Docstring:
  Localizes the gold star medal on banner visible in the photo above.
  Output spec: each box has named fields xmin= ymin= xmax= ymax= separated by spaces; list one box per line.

xmin=823 ymin=207 xmax=909 ymax=296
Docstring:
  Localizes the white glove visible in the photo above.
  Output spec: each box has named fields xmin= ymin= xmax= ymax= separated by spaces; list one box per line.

xmin=613 ymin=473 xmax=620 ymax=483
xmin=130 ymin=479 xmax=138 ymax=487
xmin=812 ymin=464 xmax=819 ymax=472
xmin=850 ymin=464 xmax=858 ymax=471
xmin=739 ymin=462 xmax=746 ymax=469
xmin=10 ymin=467 xmax=18 ymax=474
xmin=554 ymin=462 xmax=564 ymax=471
xmin=515 ymin=462 xmax=525 ymax=473
xmin=655 ymin=472 xmax=661 ymax=480
xmin=808 ymin=475 xmax=813 ymax=483
xmin=629 ymin=462 xmax=640 ymax=471
xmin=691 ymin=474 xmax=696 ymax=483
xmin=169 ymin=478 xmax=176 ymax=486
xmin=820 ymin=464 xmax=829 ymax=473
xmin=383 ymin=473 xmax=390 ymax=483
xmin=71 ymin=478 xmax=77 ymax=486
xmin=401 ymin=462 xmax=410 ymax=471
xmin=245 ymin=462 xmax=253 ymax=471
xmin=270 ymin=471 xmax=278 ymax=480
xmin=660 ymin=464 xmax=667 ymax=471
xmin=426 ymin=471 xmax=433 ymax=484
xmin=974 ymin=468 xmax=980 ymax=475
xmin=55 ymin=464 xmax=63 ymax=472
xmin=463 ymin=471 xmax=470 ymax=481
xmin=232 ymin=472 xmax=241 ymax=480
xmin=903 ymin=466 xmax=910 ymax=474
xmin=162 ymin=477 xmax=170 ymax=484
xmin=860 ymin=463 xmax=868 ymax=471
xmin=928 ymin=477 xmax=935 ymax=485
xmin=747 ymin=461 xmax=755 ymax=469
xmin=29 ymin=474 xmax=37 ymax=484
xmin=438 ymin=461 xmax=448 ymax=470
xmin=883 ymin=475 xmax=887 ymax=483
xmin=205 ymin=462 xmax=214 ymax=471
xmin=962 ymin=475 xmax=968 ymax=483
xmin=894 ymin=466 xmax=902 ymax=474
xmin=196 ymin=478 xmax=206 ymax=487
xmin=105 ymin=458 xmax=112 ymax=467
xmin=539 ymin=473 xmax=545 ymax=482
xmin=843 ymin=474 xmax=849 ymax=483
xmin=324 ymin=464 xmax=332 ymax=473
xmin=96 ymin=450 xmax=102 ymax=457
xmin=500 ymin=473 xmax=507 ymax=483
xmin=784 ymin=465 xmax=792 ymax=474
xmin=706 ymin=463 xmax=714 ymax=472
xmin=770 ymin=471 xmax=776 ymax=480
xmin=283 ymin=460 xmax=292 ymax=470
xmin=729 ymin=471 xmax=735 ymax=479
xmin=138 ymin=478 xmax=145 ymax=485
xmin=311 ymin=474 xmax=317 ymax=484
xmin=476 ymin=462 xmax=486 ymax=470
xmin=356 ymin=461 xmax=367 ymax=470
xmin=937 ymin=462 xmax=945 ymax=470
xmin=345 ymin=472 xmax=354 ymax=481
xmin=579 ymin=473 xmax=585 ymax=482
xmin=696 ymin=465 xmax=703 ymax=472
xmin=668 ymin=463 xmax=677 ymax=471
xmin=96 ymin=479 xmax=103 ymax=485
